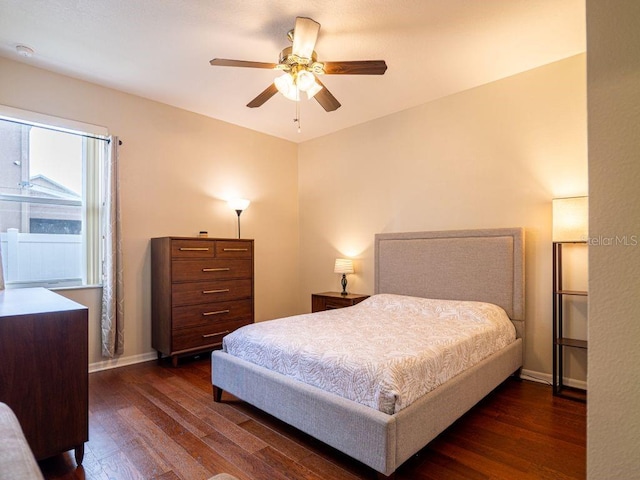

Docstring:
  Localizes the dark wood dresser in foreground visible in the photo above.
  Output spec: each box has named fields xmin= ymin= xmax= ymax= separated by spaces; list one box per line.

xmin=0 ymin=287 xmax=88 ymax=464
xmin=151 ymin=237 xmax=254 ymax=366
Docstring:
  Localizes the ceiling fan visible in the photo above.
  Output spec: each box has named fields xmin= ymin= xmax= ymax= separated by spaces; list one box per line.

xmin=210 ymin=17 xmax=387 ymax=112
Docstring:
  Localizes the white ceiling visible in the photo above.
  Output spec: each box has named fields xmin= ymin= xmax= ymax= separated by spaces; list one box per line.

xmin=0 ymin=0 xmax=585 ymax=143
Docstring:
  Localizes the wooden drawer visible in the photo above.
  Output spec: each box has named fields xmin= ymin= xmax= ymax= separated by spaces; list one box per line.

xmin=171 ymin=239 xmax=215 ymax=258
xmin=172 ymin=259 xmax=252 ymax=282
xmin=311 ymin=292 xmax=370 ymax=312
xmin=172 ymin=318 xmax=251 ymax=352
xmin=324 ymin=297 xmax=357 ymax=309
xmin=216 ymin=241 xmax=253 ymax=259
xmin=172 ymin=279 xmax=252 ymax=306
xmin=173 ymin=299 xmax=253 ymax=329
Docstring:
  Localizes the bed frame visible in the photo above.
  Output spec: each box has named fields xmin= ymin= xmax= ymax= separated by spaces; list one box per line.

xmin=211 ymin=228 xmax=524 ymax=477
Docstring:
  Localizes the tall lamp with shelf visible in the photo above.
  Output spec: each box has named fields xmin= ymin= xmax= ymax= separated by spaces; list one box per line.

xmin=552 ymin=196 xmax=588 ymax=401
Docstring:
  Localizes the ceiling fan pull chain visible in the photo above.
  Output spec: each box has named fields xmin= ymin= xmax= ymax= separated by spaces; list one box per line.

xmin=294 ymin=94 xmax=301 ymax=133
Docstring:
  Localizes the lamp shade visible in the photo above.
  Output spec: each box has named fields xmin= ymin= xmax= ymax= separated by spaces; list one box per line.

xmin=305 ymin=81 xmax=323 ymax=99
xmin=296 ymin=70 xmax=316 ymax=91
xmin=274 ymin=73 xmax=299 ymax=101
xmin=552 ymin=196 xmax=588 ymax=242
xmin=334 ymin=258 xmax=354 ymax=274
xmin=227 ymin=198 xmax=250 ymax=212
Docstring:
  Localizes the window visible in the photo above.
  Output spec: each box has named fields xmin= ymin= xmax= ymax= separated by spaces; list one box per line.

xmin=0 ymin=107 xmax=108 ymax=288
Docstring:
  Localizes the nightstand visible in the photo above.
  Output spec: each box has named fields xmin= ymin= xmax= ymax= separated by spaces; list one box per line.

xmin=311 ymin=292 xmax=369 ymax=312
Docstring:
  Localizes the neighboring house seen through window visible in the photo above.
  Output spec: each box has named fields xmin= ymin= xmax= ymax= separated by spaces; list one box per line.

xmin=0 ymin=111 xmax=107 ymax=288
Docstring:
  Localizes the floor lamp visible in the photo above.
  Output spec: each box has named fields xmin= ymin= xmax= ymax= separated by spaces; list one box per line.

xmin=228 ymin=199 xmax=250 ymax=239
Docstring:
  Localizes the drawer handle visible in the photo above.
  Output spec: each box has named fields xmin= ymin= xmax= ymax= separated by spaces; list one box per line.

xmin=203 ymin=289 xmax=230 ymax=294
xmin=202 ymin=330 xmax=230 ymax=338
xmin=202 ymin=267 xmax=230 ymax=272
xmin=202 ymin=309 xmax=230 ymax=316
xmin=223 ymin=248 xmax=248 ymax=252
xmin=179 ymin=247 xmax=210 ymax=251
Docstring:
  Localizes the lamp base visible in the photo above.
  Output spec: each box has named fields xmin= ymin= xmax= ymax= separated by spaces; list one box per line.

xmin=235 ymin=210 xmax=242 ymax=239
xmin=340 ymin=274 xmax=348 ymax=296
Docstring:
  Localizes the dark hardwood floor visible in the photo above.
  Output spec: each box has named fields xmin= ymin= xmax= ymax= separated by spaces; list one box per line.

xmin=39 ymin=356 xmax=585 ymax=480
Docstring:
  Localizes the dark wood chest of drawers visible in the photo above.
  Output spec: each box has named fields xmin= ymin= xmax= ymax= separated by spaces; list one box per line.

xmin=151 ymin=237 xmax=254 ymax=366
xmin=0 ymin=287 xmax=88 ymax=463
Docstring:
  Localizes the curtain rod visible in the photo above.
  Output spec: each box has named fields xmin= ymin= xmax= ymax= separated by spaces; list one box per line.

xmin=0 ymin=117 xmax=122 ymax=144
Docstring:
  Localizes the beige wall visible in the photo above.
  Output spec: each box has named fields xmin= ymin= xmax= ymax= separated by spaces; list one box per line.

xmin=0 ymin=57 xmax=300 ymax=368
xmin=298 ymin=55 xmax=588 ymax=377
xmin=586 ymin=1 xmax=640 ymax=478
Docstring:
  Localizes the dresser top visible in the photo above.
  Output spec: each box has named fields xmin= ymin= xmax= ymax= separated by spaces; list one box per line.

xmin=152 ymin=236 xmax=253 ymax=241
xmin=0 ymin=287 xmax=87 ymax=318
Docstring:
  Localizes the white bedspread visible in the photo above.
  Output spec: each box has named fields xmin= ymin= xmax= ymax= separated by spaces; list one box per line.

xmin=222 ymin=294 xmax=516 ymax=414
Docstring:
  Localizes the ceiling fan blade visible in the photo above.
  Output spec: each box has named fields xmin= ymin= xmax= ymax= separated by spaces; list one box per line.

xmin=322 ymin=60 xmax=388 ymax=75
xmin=313 ymin=78 xmax=341 ymax=112
xmin=292 ymin=17 xmax=320 ymax=59
xmin=210 ymin=58 xmax=277 ymax=69
xmin=247 ymin=83 xmax=278 ymax=108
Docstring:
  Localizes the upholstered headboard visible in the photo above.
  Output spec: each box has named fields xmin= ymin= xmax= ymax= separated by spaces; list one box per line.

xmin=375 ymin=228 xmax=525 ymax=336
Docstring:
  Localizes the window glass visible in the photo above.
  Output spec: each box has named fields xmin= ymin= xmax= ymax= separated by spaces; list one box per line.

xmin=0 ymin=117 xmax=104 ymax=288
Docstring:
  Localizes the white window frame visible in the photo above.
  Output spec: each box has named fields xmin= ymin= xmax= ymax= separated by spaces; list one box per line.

xmin=0 ymin=105 xmax=109 ymax=289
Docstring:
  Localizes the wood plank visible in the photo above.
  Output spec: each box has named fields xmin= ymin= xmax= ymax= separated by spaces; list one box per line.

xmin=405 ymin=449 xmax=489 ymax=480
xmin=424 ymin=442 xmax=537 ymax=480
xmin=163 ymin=385 xmax=268 ymax=454
xmin=237 ymin=417 xmax=315 ymax=463
xmin=117 ymin=406 xmax=213 ymax=479
xmin=254 ymin=445 xmax=329 ymax=480
xmin=95 ymin=450 xmax=145 ymax=479
xmin=199 ymin=435 xmax=287 ymax=480
xmin=118 ymin=386 xmax=249 ymax=479
xmin=114 ymin=437 xmax=173 ymax=479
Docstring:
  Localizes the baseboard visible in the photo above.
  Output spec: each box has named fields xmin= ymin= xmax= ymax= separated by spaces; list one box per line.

xmin=89 ymin=351 xmax=158 ymax=373
xmin=520 ymin=369 xmax=587 ymax=390
xmin=521 ymin=369 xmax=552 ymax=385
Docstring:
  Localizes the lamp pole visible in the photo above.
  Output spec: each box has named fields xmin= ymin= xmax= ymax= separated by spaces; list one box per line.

xmin=228 ymin=199 xmax=250 ymax=239
xmin=235 ymin=210 xmax=242 ymax=239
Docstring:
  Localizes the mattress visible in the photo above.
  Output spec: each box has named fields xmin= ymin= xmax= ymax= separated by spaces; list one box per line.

xmin=222 ymin=294 xmax=516 ymax=414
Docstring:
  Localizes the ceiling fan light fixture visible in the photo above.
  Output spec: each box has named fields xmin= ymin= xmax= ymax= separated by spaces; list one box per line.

xmin=296 ymin=70 xmax=316 ymax=92
xmin=306 ymin=81 xmax=323 ymax=99
xmin=274 ymin=73 xmax=299 ymax=101
xmin=210 ymin=16 xmax=386 ymax=114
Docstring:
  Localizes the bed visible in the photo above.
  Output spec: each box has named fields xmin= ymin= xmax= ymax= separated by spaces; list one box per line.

xmin=211 ymin=228 xmax=524 ymax=478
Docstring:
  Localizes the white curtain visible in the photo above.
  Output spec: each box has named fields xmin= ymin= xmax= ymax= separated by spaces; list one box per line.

xmin=101 ymin=136 xmax=124 ymax=357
